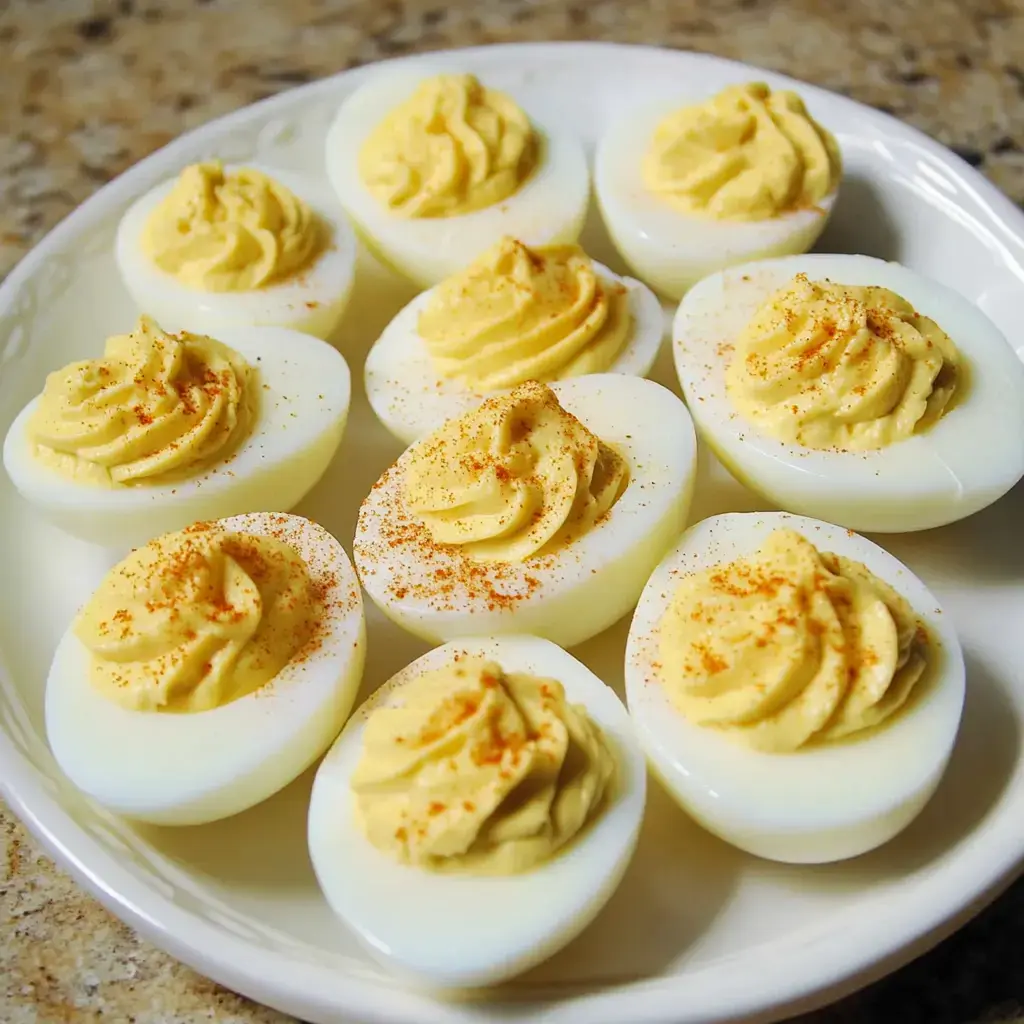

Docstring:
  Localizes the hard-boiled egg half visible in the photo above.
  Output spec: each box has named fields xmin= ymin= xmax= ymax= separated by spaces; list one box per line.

xmin=308 ymin=635 xmax=646 ymax=988
xmin=325 ymin=70 xmax=589 ymax=288
xmin=596 ymin=82 xmax=841 ymax=300
xmin=3 ymin=316 xmax=350 ymax=549
xmin=355 ymin=375 xmax=696 ymax=648
xmin=46 ymin=513 xmax=366 ymax=826
xmin=625 ymin=511 xmax=965 ymax=864
xmin=364 ymin=236 xmax=664 ymax=444
xmin=673 ymin=253 xmax=1024 ymax=532
xmin=116 ymin=161 xmax=357 ymax=340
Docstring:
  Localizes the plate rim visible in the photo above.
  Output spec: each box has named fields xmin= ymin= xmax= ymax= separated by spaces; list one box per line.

xmin=2 ymin=39 xmax=1023 ymax=1024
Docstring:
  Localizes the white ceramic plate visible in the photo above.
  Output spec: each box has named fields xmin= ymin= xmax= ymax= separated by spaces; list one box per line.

xmin=1 ymin=42 xmax=1022 ymax=1024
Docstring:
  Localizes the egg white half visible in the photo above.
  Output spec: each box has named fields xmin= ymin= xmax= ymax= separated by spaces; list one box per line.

xmin=354 ymin=374 xmax=697 ymax=648
xmin=3 ymin=326 xmax=351 ymax=550
xmin=595 ymin=98 xmax=837 ymax=301
xmin=673 ymin=253 xmax=1024 ymax=532
xmin=115 ymin=164 xmax=357 ymax=341
xmin=364 ymin=262 xmax=665 ymax=444
xmin=625 ymin=511 xmax=965 ymax=864
xmin=325 ymin=69 xmax=590 ymax=288
xmin=46 ymin=512 xmax=366 ymax=826
xmin=308 ymin=634 xmax=646 ymax=989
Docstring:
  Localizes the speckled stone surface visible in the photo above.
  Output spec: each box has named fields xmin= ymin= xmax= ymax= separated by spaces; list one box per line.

xmin=2 ymin=1 xmax=1023 ymax=1022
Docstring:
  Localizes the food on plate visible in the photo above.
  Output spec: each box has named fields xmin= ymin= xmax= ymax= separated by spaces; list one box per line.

xmin=115 ymin=161 xmax=357 ymax=339
xmin=673 ymin=253 xmax=1024 ymax=531
xmin=625 ymin=511 xmax=965 ymax=864
xmin=364 ymin=236 xmax=664 ymax=443
xmin=2 ymin=316 xmax=350 ymax=549
xmin=45 ymin=513 xmax=366 ymax=826
xmin=354 ymin=375 xmax=697 ymax=647
xmin=725 ymin=275 xmax=961 ymax=450
xmin=354 ymin=656 xmax=615 ymax=874
xmin=325 ymin=71 xmax=589 ymax=287
xmin=595 ymin=82 xmax=841 ymax=299
xmin=308 ymin=635 xmax=645 ymax=987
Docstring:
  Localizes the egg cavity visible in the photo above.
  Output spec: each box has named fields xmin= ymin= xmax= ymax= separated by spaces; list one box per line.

xmin=672 ymin=253 xmax=1024 ymax=532
xmin=325 ymin=69 xmax=590 ymax=288
xmin=625 ymin=510 xmax=966 ymax=863
xmin=595 ymin=87 xmax=840 ymax=301
xmin=307 ymin=634 xmax=646 ymax=988
xmin=3 ymin=322 xmax=351 ymax=549
xmin=364 ymin=244 xmax=665 ymax=444
xmin=354 ymin=374 xmax=697 ymax=648
xmin=115 ymin=163 xmax=357 ymax=340
xmin=45 ymin=512 xmax=366 ymax=826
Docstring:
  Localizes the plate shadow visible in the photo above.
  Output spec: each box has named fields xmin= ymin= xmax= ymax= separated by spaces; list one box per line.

xmin=494 ymin=775 xmax=744 ymax=998
xmin=134 ymin=765 xmax=320 ymax=894
xmin=767 ymin=648 xmax=1021 ymax=894
xmin=815 ymin=173 xmax=903 ymax=263
xmin=877 ymin=481 xmax=1024 ymax=587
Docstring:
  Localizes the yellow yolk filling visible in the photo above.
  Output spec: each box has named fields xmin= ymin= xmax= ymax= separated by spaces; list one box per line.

xmin=142 ymin=161 xmax=322 ymax=291
xmin=644 ymin=82 xmax=841 ymax=221
xmin=28 ymin=316 xmax=254 ymax=486
xmin=403 ymin=381 xmax=629 ymax=563
xmin=418 ymin=237 xmax=632 ymax=391
xmin=358 ymin=73 xmax=539 ymax=218
xmin=75 ymin=523 xmax=318 ymax=713
xmin=351 ymin=655 xmax=615 ymax=874
xmin=658 ymin=529 xmax=928 ymax=752
xmin=726 ymin=275 xmax=961 ymax=450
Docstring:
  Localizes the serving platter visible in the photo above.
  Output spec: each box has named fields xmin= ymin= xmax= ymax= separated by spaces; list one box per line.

xmin=1 ymin=41 xmax=1023 ymax=1024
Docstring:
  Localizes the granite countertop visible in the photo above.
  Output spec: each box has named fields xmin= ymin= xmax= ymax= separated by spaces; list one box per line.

xmin=1 ymin=0 xmax=1023 ymax=1021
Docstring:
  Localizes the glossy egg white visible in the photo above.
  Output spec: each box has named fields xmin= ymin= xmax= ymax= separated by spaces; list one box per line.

xmin=325 ymin=69 xmax=590 ymax=288
xmin=3 ymin=326 xmax=351 ymax=550
xmin=115 ymin=165 xmax=357 ymax=340
xmin=308 ymin=634 xmax=646 ymax=989
xmin=364 ymin=261 xmax=665 ymax=444
xmin=673 ymin=254 xmax=1024 ymax=532
xmin=594 ymin=98 xmax=837 ymax=301
xmin=625 ymin=511 xmax=966 ymax=864
xmin=46 ymin=513 xmax=366 ymax=826
xmin=354 ymin=374 xmax=697 ymax=648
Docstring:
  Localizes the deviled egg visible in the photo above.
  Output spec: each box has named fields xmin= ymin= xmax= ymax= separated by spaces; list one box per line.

xmin=325 ymin=71 xmax=589 ymax=287
xmin=596 ymin=82 xmax=841 ymax=300
xmin=3 ymin=316 xmax=350 ymax=549
xmin=116 ymin=161 xmax=357 ymax=340
xmin=625 ymin=511 xmax=965 ymax=864
xmin=354 ymin=375 xmax=696 ymax=647
xmin=46 ymin=512 xmax=366 ymax=826
xmin=308 ymin=635 xmax=646 ymax=988
xmin=673 ymin=253 xmax=1024 ymax=532
xmin=365 ymin=236 xmax=664 ymax=444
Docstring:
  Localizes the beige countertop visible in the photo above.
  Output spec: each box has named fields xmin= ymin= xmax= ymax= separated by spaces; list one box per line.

xmin=2 ymin=0 xmax=1023 ymax=1021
